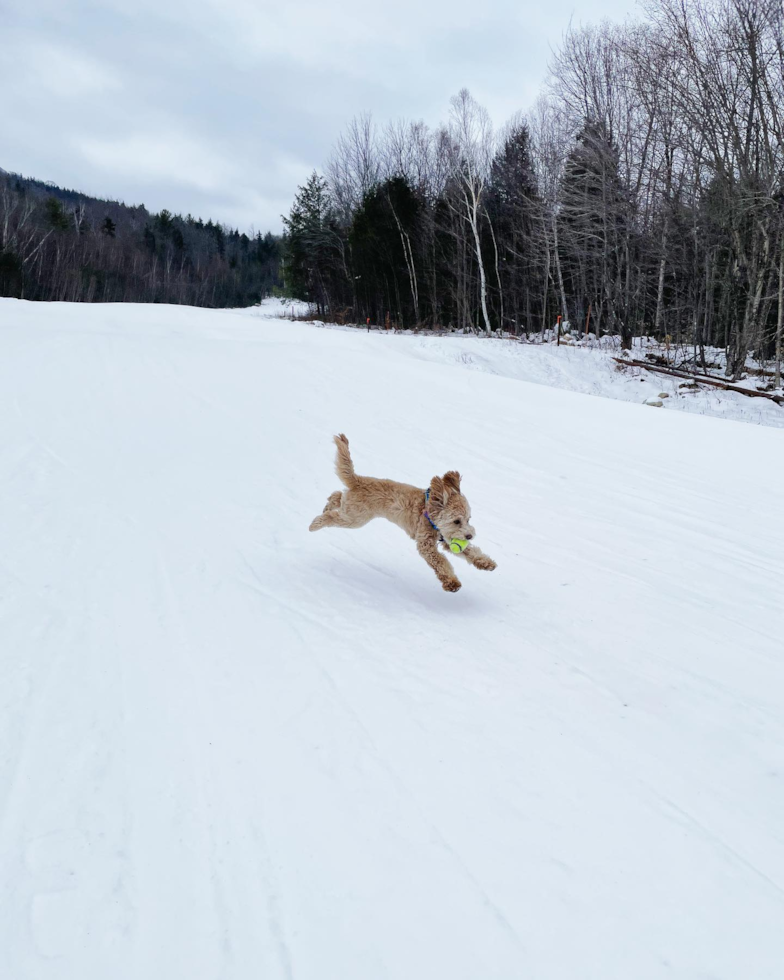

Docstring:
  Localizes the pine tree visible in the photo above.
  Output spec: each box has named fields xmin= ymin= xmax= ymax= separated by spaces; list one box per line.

xmin=557 ymin=120 xmax=630 ymax=343
xmin=156 ymin=209 xmax=174 ymax=235
xmin=487 ymin=122 xmax=543 ymax=333
xmin=349 ymin=176 xmax=422 ymax=327
xmin=282 ymin=172 xmax=340 ymax=312
xmin=44 ymin=197 xmax=69 ymax=231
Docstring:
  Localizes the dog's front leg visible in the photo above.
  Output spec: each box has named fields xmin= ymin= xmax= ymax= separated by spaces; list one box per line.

xmin=452 ymin=543 xmax=497 ymax=572
xmin=418 ymin=538 xmax=462 ymax=592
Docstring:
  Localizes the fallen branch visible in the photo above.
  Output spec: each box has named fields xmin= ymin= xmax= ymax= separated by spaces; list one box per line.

xmin=644 ymin=352 xmax=781 ymax=382
xmin=612 ymin=357 xmax=784 ymax=406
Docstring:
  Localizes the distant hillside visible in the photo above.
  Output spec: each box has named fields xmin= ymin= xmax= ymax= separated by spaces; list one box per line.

xmin=0 ymin=170 xmax=281 ymax=306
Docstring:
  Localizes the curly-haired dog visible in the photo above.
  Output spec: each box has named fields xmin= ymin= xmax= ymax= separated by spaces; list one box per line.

xmin=309 ymin=434 xmax=497 ymax=592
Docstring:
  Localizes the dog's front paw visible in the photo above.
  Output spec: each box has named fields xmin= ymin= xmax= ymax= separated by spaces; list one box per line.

xmin=474 ymin=556 xmax=497 ymax=571
xmin=442 ymin=577 xmax=462 ymax=592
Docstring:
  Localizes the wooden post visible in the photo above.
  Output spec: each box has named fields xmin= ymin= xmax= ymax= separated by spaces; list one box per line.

xmin=556 ymin=314 xmax=562 ymax=346
xmin=585 ymin=303 xmax=592 ymax=339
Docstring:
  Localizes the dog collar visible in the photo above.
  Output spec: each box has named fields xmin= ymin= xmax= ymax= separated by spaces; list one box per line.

xmin=424 ymin=488 xmax=446 ymax=543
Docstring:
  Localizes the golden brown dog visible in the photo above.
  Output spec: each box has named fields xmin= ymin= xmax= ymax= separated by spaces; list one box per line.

xmin=309 ymin=434 xmax=497 ymax=592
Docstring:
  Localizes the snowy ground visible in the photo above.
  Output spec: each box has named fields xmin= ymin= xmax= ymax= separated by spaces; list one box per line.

xmin=254 ymin=300 xmax=784 ymax=429
xmin=1 ymin=298 xmax=783 ymax=980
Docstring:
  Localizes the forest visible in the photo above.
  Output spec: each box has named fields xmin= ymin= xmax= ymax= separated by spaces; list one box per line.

xmin=282 ymin=0 xmax=784 ymax=381
xmin=0 ymin=170 xmax=281 ymax=307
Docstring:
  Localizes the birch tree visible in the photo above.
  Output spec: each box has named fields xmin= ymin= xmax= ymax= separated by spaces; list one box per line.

xmin=447 ymin=89 xmax=495 ymax=334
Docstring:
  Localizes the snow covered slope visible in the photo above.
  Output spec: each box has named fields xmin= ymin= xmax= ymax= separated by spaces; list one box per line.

xmin=252 ymin=302 xmax=784 ymax=429
xmin=1 ymin=299 xmax=783 ymax=980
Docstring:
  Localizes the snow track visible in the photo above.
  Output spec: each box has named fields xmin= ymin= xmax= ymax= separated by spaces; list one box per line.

xmin=1 ymin=300 xmax=783 ymax=979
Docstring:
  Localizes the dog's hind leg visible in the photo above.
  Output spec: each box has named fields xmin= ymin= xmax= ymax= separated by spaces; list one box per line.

xmin=309 ymin=509 xmax=370 ymax=532
xmin=309 ymin=490 xmax=344 ymax=531
xmin=323 ymin=491 xmax=343 ymax=512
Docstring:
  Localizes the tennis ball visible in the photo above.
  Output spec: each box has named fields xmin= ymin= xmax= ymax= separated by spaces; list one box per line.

xmin=450 ymin=538 xmax=469 ymax=554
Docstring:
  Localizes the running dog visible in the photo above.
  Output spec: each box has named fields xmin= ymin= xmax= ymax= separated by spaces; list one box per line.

xmin=309 ymin=434 xmax=497 ymax=592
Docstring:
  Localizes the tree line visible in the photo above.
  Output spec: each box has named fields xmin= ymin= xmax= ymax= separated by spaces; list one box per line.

xmin=282 ymin=0 xmax=783 ymax=382
xmin=0 ymin=171 xmax=282 ymax=307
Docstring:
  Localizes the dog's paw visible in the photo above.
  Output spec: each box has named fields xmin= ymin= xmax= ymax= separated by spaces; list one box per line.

xmin=308 ymin=518 xmax=323 ymax=531
xmin=474 ymin=556 xmax=497 ymax=571
xmin=442 ymin=577 xmax=462 ymax=592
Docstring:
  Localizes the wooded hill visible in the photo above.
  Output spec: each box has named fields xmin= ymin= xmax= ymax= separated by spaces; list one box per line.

xmin=0 ymin=170 xmax=282 ymax=307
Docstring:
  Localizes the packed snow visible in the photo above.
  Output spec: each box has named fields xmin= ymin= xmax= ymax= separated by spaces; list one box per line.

xmin=1 ymin=298 xmax=783 ymax=980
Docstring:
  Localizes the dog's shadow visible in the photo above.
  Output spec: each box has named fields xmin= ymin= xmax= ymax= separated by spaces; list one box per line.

xmin=310 ymin=553 xmax=493 ymax=619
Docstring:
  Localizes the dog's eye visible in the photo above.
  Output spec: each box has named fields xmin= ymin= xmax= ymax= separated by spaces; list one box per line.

xmin=454 ymin=519 xmax=461 ymax=525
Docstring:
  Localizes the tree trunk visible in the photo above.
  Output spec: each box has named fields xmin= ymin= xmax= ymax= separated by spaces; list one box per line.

xmin=552 ymin=216 xmax=568 ymax=325
xmin=469 ymin=206 xmax=491 ymax=334
xmin=654 ymin=222 xmax=668 ymax=339
xmin=485 ymin=208 xmax=504 ymax=333
xmin=776 ymin=234 xmax=783 ymax=389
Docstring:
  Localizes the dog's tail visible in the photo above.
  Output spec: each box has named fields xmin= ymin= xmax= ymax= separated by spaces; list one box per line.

xmin=333 ymin=433 xmax=357 ymax=488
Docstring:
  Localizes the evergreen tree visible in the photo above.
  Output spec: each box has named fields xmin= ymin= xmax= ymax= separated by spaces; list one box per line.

xmin=349 ymin=176 xmax=422 ymax=327
xmin=282 ymin=172 xmax=341 ymax=312
xmin=487 ymin=122 xmax=543 ymax=333
xmin=156 ymin=209 xmax=174 ymax=235
xmin=45 ymin=197 xmax=70 ymax=231
xmin=557 ymin=120 xmax=630 ymax=342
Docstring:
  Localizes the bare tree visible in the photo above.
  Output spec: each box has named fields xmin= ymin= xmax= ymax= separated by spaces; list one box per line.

xmin=446 ymin=89 xmax=495 ymax=334
xmin=326 ymin=113 xmax=382 ymax=224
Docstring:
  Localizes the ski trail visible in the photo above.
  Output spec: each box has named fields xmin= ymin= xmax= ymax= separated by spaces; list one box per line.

xmin=1 ymin=301 xmax=783 ymax=979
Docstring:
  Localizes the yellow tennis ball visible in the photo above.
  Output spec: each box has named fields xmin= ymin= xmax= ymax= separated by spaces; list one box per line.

xmin=450 ymin=538 xmax=468 ymax=554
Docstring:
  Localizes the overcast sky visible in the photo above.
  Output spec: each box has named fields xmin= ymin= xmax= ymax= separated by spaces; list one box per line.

xmin=1 ymin=0 xmax=638 ymax=233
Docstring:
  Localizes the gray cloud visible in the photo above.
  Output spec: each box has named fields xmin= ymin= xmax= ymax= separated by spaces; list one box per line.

xmin=0 ymin=0 xmax=638 ymax=232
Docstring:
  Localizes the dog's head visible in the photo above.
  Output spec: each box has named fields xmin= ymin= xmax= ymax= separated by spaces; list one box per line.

xmin=427 ymin=471 xmax=476 ymax=541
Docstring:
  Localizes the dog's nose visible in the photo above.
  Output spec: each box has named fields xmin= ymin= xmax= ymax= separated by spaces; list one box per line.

xmin=466 ymin=534 xmax=473 ymax=540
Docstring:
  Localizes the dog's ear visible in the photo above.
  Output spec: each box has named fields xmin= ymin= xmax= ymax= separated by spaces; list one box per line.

xmin=443 ymin=471 xmax=461 ymax=493
xmin=429 ymin=475 xmax=447 ymax=508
